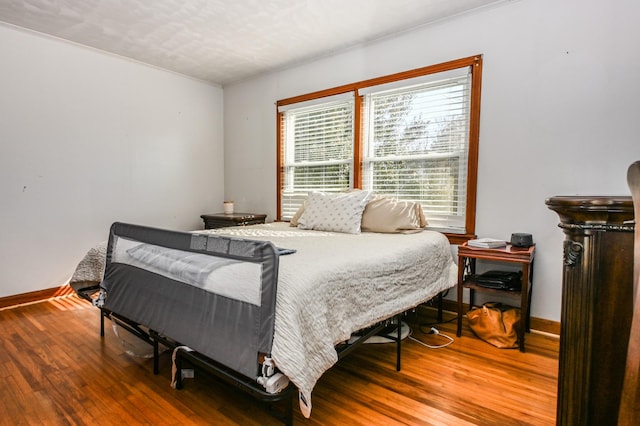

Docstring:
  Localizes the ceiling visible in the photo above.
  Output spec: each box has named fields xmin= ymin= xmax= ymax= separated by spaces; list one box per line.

xmin=0 ymin=0 xmax=503 ymax=86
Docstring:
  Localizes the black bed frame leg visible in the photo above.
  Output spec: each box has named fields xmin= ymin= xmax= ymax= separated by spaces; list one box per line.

xmin=284 ymin=391 xmax=294 ymax=426
xmin=153 ymin=338 xmax=160 ymax=375
xmin=175 ymin=350 xmax=183 ymax=389
xmin=100 ymin=309 xmax=105 ymax=337
xmin=396 ymin=314 xmax=402 ymax=371
xmin=437 ymin=292 xmax=444 ymax=323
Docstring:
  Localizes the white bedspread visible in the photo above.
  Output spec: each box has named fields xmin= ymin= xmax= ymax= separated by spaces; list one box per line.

xmin=200 ymin=223 xmax=457 ymax=410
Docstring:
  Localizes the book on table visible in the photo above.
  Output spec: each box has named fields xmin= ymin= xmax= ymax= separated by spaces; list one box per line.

xmin=467 ymin=237 xmax=507 ymax=249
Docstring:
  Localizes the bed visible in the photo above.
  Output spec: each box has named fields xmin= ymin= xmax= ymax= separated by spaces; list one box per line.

xmin=70 ymin=192 xmax=457 ymax=423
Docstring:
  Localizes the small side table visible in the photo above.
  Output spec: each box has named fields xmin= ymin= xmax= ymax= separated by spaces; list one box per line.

xmin=200 ymin=213 xmax=267 ymax=229
xmin=456 ymin=242 xmax=535 ymax=352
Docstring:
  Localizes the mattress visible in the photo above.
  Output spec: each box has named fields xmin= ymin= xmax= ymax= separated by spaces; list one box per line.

xmin=200 ymin=222 xmax=458 ymax=408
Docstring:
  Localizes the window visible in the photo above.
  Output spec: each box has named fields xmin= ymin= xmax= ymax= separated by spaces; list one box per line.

xmin=360 ymin=67 xmax=471 ymax=232
xmin=277 ymin=55 xmax=482 ymax=243
xmin=278 ymin=93 xmax=355 ymax=219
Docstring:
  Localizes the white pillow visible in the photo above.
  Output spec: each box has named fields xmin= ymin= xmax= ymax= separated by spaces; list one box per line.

xmin=297 ymin=191 xmax=373 ymax=234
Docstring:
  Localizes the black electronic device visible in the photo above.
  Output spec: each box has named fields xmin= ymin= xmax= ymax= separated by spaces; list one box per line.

xmin=475 ymin=270 xmax=522 ymax=291
xmin=510 ymin=233 xmax=534 ymax=247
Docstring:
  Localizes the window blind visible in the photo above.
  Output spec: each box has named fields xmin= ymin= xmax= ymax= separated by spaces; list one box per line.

xmin=280 ymin=95 xmax=355 ymax=219
xmin=361 ymin=68 xmax=472 ymax=232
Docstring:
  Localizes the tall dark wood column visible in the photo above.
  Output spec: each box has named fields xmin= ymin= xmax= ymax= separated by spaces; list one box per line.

xmin=546 ymin=196 xmax=634 ymax=426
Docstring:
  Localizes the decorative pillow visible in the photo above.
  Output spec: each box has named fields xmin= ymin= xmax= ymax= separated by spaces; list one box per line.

xmin=297 ymin=191 xmax=373 ymax=234
xmin=361 ymin=194 xmax=428 ymax=234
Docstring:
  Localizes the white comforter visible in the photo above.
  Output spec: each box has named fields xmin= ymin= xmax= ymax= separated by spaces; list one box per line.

xmin=200 ymin=223 xmax=457 ymax=411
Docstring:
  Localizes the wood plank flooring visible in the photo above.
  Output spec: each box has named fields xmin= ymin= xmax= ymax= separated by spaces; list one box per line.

xmin=0 ymin=296 xmax=558 ymax=425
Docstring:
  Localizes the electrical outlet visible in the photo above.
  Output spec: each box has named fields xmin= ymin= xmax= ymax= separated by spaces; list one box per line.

xmin=181 ymin=369 xmax=194 ymax=379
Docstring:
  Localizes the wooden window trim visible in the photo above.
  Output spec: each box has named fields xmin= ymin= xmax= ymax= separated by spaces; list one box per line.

xmin=277 ymin=55 xmax=482 ymax=243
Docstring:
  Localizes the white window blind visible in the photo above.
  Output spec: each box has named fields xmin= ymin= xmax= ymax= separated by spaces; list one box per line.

xmin=361 ymin=67 xmax=472 ymax=233
xmin=280 ymin=94 xmax=355 ymax=219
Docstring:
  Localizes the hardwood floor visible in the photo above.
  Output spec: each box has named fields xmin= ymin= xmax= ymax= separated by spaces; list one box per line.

xmin=0 ymin=296 xmax=558 ymax=425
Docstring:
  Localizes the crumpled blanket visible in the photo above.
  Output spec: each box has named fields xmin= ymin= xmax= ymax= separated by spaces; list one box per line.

xmin=69 ymin=241 xmax=107 ymax=288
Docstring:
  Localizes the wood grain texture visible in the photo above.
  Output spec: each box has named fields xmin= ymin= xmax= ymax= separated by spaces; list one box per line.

xmin=0 ymin=285 xmax=74 ymax=309
xmin=0 ymin=297 xmax=558 ymax=425
xmin=547 ymin=196 xmax=634 ymax=425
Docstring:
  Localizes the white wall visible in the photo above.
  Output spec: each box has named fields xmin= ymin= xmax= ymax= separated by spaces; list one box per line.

xmin=223 ymin=0 xmax=640 ymax=322
xmin=0 ymin=24 xmax=224 ymax=298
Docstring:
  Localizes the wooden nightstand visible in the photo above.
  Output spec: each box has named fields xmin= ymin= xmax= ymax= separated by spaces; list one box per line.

xmin=200 ymin=213 xmax=267 ymax=229
xmin=456 ymin=242 xmax=535 ymax=352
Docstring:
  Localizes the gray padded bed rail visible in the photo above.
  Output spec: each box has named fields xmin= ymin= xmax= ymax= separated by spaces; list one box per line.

xmin=101 ymin=222 xmax=280 ymax=380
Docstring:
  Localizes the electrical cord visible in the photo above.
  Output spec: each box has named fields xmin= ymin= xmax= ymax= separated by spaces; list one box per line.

xmin=417 ymin=314 xmax=458 ymax=330
xmin=409 ymin=326 xmax=454 ymax=349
